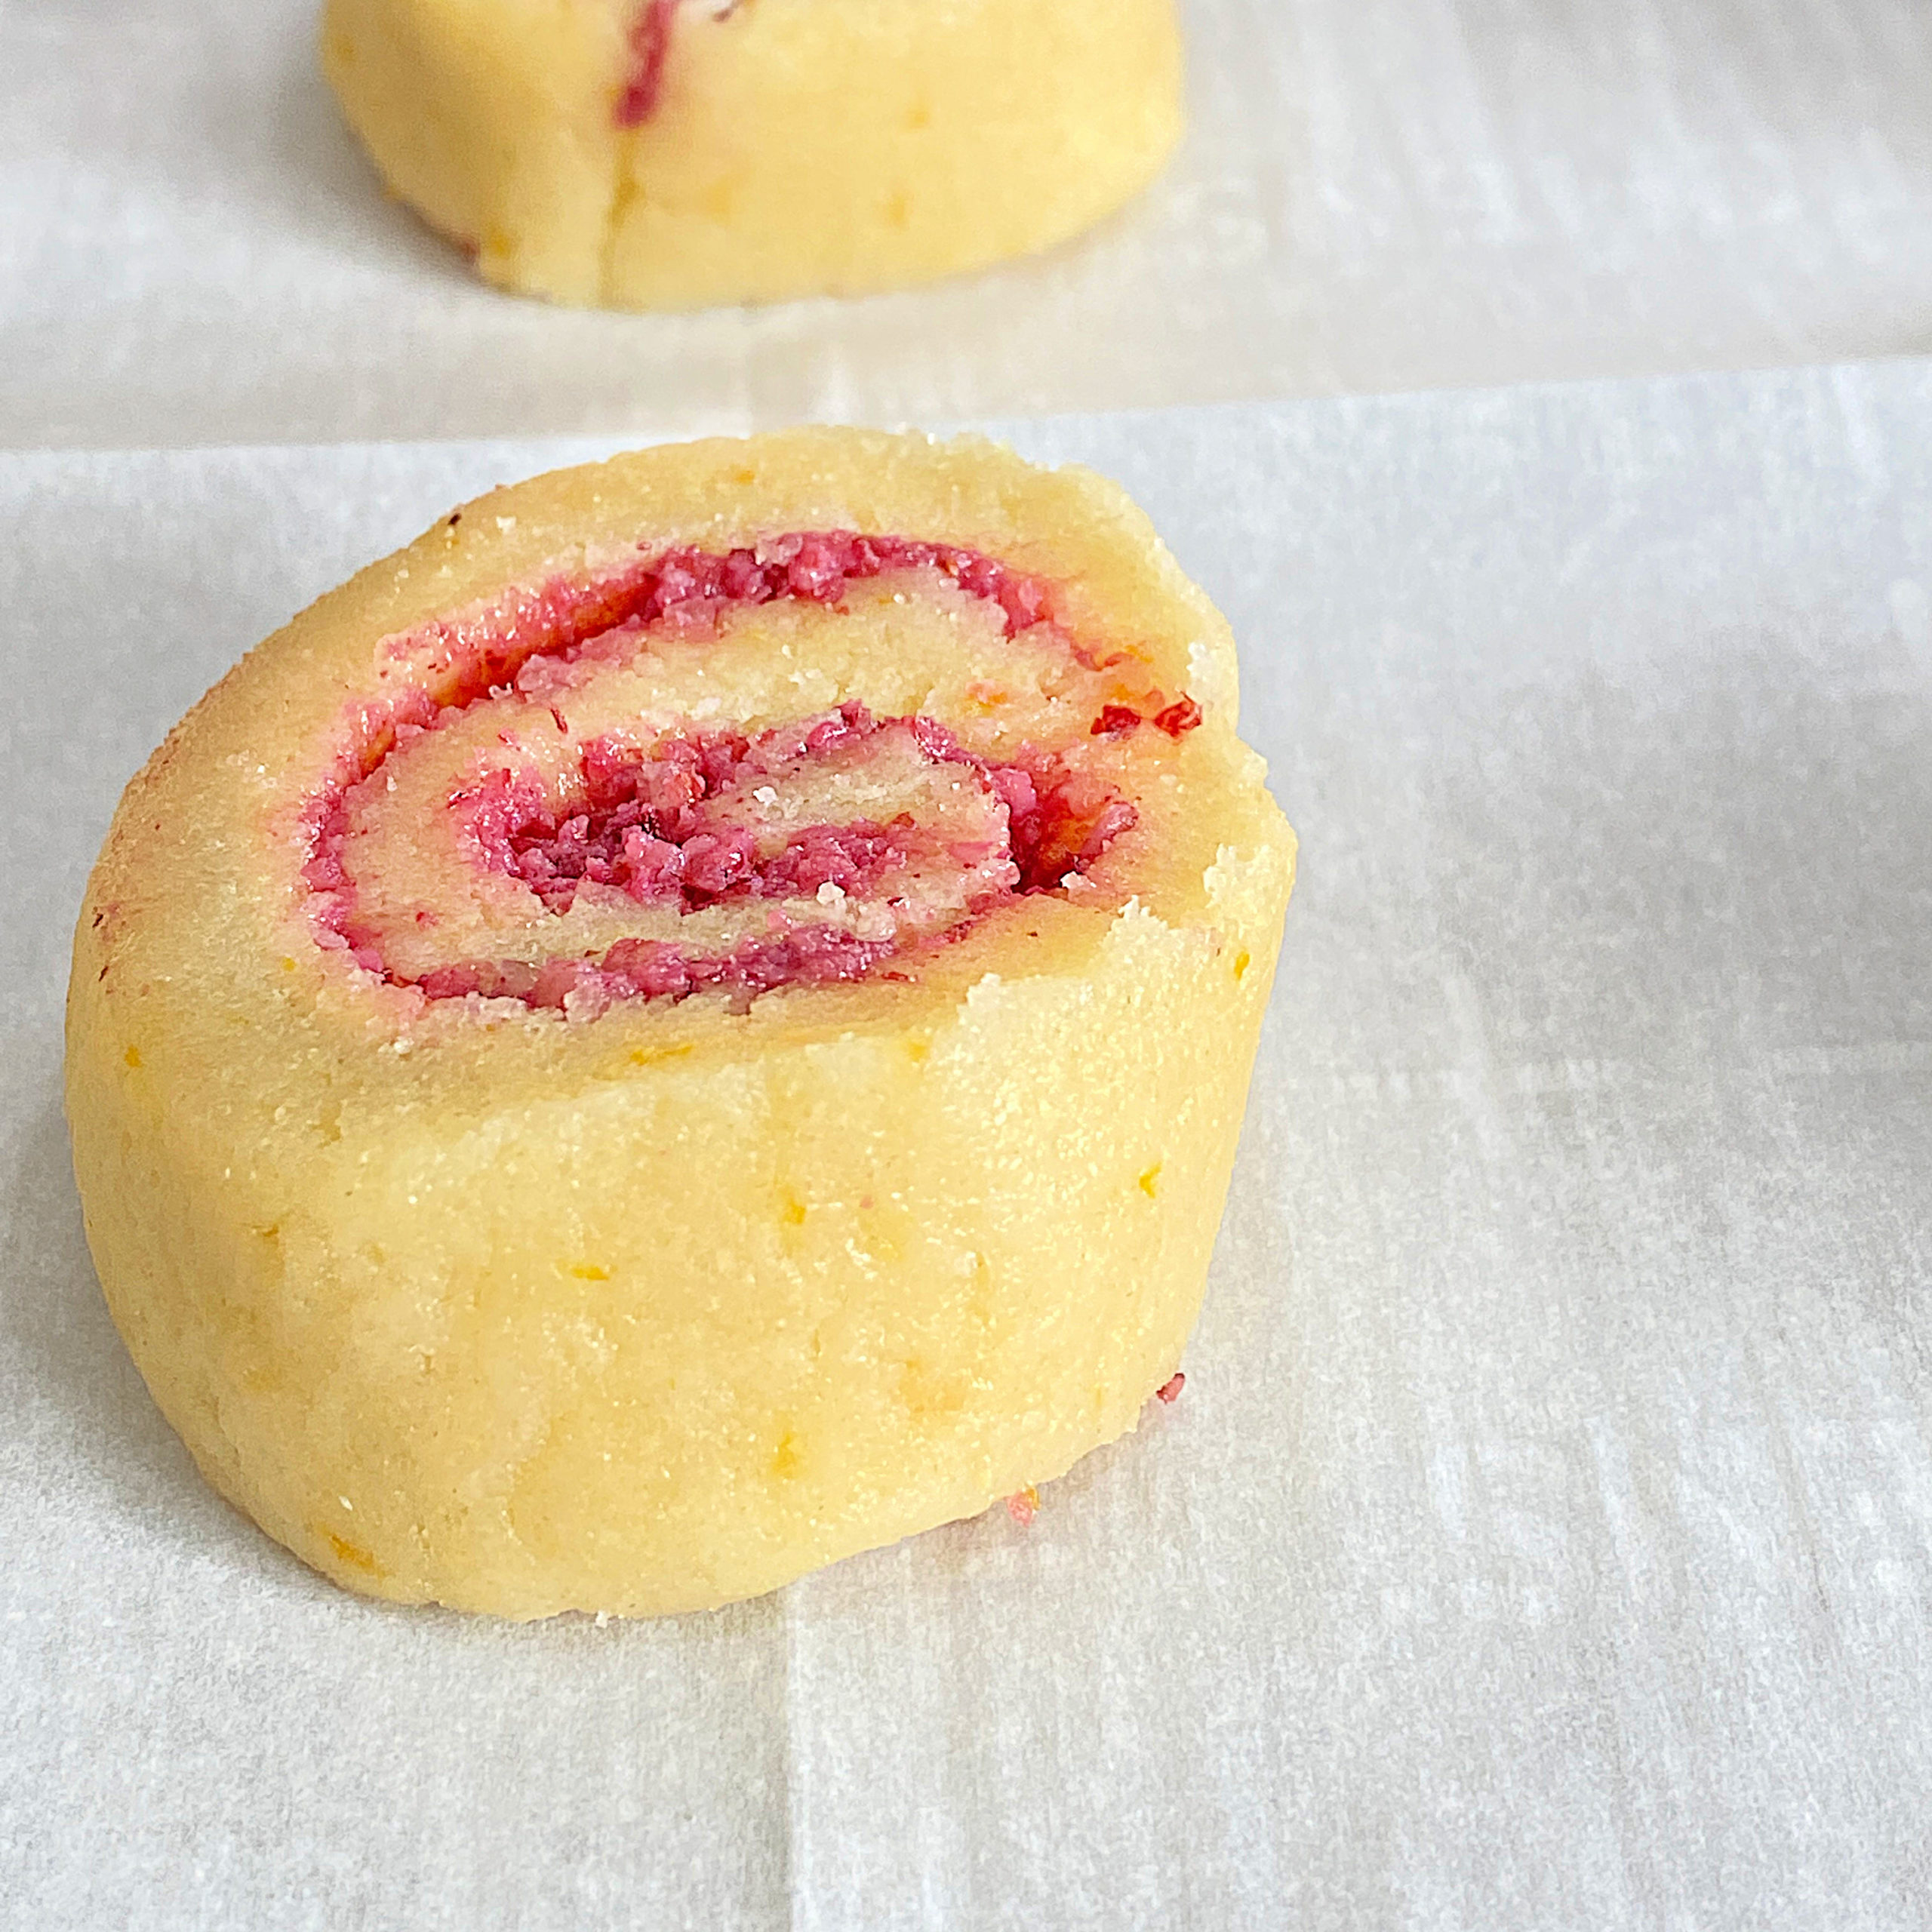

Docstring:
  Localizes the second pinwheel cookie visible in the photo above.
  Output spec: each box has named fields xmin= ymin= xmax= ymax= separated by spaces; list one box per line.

xmin=322 ymin=0 xmax=1186 ymax=308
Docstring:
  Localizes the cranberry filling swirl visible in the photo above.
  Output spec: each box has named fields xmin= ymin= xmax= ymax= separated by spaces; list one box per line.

xmin=614 ymin=0 xmax=680 ymax=128
xmin=300 ymin=531 xmax=1201 ymax=1015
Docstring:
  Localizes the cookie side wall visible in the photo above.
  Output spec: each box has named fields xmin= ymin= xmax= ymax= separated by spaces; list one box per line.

xmin=68 ymin=826 xmax=1291 ymax=1617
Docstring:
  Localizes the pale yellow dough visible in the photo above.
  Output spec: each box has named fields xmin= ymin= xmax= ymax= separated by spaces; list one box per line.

xmin=319 ymin=0 xmax=1186 ymax=309
xmin=66 ymin=429 xmax=1294 ymax=1619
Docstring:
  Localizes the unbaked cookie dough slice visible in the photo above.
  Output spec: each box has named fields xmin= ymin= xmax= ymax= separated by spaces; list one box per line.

xmin=67 ymin=429 xmax=1294 ymax=1620
xmin=320 ymin=0 xmax=1186 ymax=308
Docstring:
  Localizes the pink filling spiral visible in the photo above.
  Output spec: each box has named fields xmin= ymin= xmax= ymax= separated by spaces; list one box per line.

xmin=615 ymin=0 xmax=679 ymax=128
xmin=300 ymin=530 xmax=1199 ymax=1014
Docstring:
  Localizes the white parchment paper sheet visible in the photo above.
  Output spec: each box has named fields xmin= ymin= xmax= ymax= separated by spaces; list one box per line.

xmin=6 ymin=0 xmax=1932 ymax=450
xmin=3 ymin=367 xmax=1930 ymax=1927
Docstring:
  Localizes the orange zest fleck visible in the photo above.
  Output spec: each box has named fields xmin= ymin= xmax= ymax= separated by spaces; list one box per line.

xmin=328 ymin=1533 xmax=380 ymax=1574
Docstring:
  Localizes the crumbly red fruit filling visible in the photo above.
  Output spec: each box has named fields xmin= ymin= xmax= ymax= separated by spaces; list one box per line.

xmin=467 ymin=705 xmax=1128 ymax=912
xmin=301 ymin=529 xmax=1200 ymax=1013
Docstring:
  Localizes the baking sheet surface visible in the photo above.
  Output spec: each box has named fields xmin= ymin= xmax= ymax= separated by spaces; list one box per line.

xmin=2 ymin=369 xmax=1930 ymax=1927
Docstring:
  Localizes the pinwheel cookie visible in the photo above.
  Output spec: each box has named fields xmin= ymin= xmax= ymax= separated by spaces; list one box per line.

xmin=320 ymin=0 xmax=1185 ymax=308
xmin=66 ymin=429 xmax=1294 ymax=1619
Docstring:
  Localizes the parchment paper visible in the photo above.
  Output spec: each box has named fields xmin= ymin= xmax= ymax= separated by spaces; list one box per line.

xmin=3 ymin=367 xmax=1930 ymax=1927
xmin=7 ymin=0 xmax=1932 ymax=450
